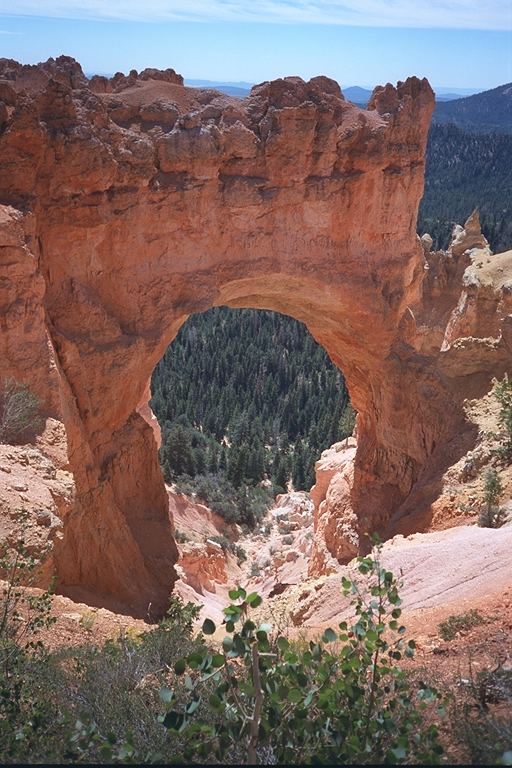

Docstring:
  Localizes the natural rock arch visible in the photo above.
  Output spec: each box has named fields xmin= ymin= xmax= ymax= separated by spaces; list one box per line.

xmin=2 ymin=58 xmax=509 ymax=617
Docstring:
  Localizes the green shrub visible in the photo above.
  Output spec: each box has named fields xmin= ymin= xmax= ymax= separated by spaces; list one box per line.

xmin=172 ymin=472 xmax=273 ymax=529
xmin=160 ymin=550 xmax=444 ymax=764
xmin=209 ymin=534 xmax=230 ymax=551
xmin=438 ymin=609 xmax=485 ymax=641
xmin=478 ymin=468 xmax=505 ymax=528
xmin=0 ymin=515 xmax=58 ymax=762
xmin=0 ymin=587 xmax=203 ymax=764
xmin=453 ymin=657 xmax=512 ymax=765
xmin=234 ymin=545 xmax=247 ymax=564
xmin=0 ymin=379 xmax=42 ymax=444
xmin=0 ymin=536 xmax=448 ymax=765
xmin=493 ymin=375 xmax=512 ymax=462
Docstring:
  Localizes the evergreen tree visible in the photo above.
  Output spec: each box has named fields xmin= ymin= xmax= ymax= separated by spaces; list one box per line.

xmin=292 ymin=441 xmax=307 ymax=491
xmin=161 ymin=425 xmax=196 ymax=481
xmin=273 ymin=456 xmax=289 ymax=492
xmin=228 ymin=444 xmax=249 ymax=489
xmin=246 ymin=444 xmax=266 ymax=484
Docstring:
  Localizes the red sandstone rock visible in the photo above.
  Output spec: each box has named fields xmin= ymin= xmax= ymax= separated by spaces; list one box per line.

xmin=0 ymin=56 xmax=510 ymax=616
xmin=309 ymin=441 xmax=358 ymax=576
xmin=176 ymin=539 xmax=228 ymax=594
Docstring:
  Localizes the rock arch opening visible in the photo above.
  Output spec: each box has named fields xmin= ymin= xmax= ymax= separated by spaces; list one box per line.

xmin=150 ymin=306 xmax=351 ymax=520
xmin=3 ymin=58 xmax=487 ymax=620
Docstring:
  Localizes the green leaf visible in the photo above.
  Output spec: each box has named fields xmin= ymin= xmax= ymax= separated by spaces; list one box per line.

xmin=304 ymin=690 xmax=314 ymax=707
xmin=212 ymin=653 xmax=225 ymax=668
xmin=288 ymin=688 xmax=302 ymax=703
xmin=187 ymin=651 xmax=204 ymax=666
xmin=174 ymin=658 xmax=186 ymax=675
xmin=202 ymin=618 xmax=216 ymax=635
xmin=209 ymin=694 xmax=222 ymax=710
xmin=160 ymin=687 xmax=174 ymax=704
xmin=322 ymin=628 xmax=337 ymax=644
xmin=222 ymin=636 xmax=234 ymax=652
xmin=277 ymin=636 xmax=289 ymax=652
xmin=186 ymin=699 xmax=200 ymax=715
xmin=246 ymin=592 xmax=262 ymax=608
xmin=228 ymin=586 xmax=246 ymax=601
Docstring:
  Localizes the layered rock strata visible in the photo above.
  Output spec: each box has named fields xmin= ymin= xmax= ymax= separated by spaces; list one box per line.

xmin=0 ymin=56 xmax=510 ymax=616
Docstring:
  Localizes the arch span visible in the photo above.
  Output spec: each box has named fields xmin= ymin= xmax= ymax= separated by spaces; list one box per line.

xmin=1 ymin=59 xmax=475 ymax=617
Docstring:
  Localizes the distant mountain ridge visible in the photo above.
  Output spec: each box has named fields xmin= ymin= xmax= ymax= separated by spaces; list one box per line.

xmin=340 ymin=85 xmax=482 ymax=107
xmin=432 ymin=82 xmax=512 ymax=133
xmin=185 ymin=78 xmax=252 ymax=97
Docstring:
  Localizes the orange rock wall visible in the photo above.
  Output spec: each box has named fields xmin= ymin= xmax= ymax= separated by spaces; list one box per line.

xmin=1 ymin=57 xmax=510 ymax=616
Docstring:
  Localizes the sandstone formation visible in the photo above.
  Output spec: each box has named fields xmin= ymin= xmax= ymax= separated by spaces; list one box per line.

xmin=0 ymin=420 xmax=74 ymax=584
xmin=175 ymin=538 xmax=228 ymax=595
xmin=0 ymin=56 xmax=510 ymax=616
xmin=309 ymin=440 xmax=358 ymax=577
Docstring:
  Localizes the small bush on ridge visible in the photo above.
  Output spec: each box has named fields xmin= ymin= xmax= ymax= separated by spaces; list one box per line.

xmin=438 ymin=609 xmax=486 ymax=641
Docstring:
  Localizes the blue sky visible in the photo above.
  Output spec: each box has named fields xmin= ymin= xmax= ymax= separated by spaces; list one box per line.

xmin=0 ymin=1 xmax=510 ymax=90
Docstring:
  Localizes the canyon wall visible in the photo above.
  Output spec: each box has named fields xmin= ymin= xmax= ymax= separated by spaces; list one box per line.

xmin=0 ymin=56 xmax=510 ymax=616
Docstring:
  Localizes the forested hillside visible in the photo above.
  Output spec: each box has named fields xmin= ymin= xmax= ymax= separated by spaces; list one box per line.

xmin=151 ymin=309 xmax=354 ymax=525
xmin=432 ymin=82 xmax=512 ymax=133
xmin=418 ymin=124 xmax=512 ymax=252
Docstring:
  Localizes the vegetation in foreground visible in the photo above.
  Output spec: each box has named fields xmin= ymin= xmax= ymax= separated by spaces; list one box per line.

xmin=159 ymin=547 xmax=445 ymax=765
xmin=0 ymin=533 xmax=452 ymax=765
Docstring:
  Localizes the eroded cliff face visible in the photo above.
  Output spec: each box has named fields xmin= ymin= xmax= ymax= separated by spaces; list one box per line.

xmin=0 ymin=56 xmax=509 ymax=617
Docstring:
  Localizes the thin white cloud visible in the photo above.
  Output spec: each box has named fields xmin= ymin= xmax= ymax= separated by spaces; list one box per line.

xmin=0 ymin=0 xmax=510 ymax=29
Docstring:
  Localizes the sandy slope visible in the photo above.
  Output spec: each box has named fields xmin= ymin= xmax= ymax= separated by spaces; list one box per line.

xmin=280 ymin=524 xmax=512 ymax=630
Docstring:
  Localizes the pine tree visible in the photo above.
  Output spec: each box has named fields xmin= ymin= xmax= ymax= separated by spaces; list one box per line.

xmin=273 ymin=456 xmax=288 ymax=492
xmin=162 ymin=425 xmax=196 ymax=480
xmin=292 ymin=441 xmax=306 ymax=491
xmin=228 ymin=444 xmax=249 ymax=489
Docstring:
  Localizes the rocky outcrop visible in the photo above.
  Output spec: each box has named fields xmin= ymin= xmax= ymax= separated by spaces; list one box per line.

xmin=0 ymin=421 xmax=74 ymax=584
xmin=239 ymin=492 xmax=314 ymax=593
xmin=309 ymin=440 xmax=358 ymax=576
xmin=175 ymin=538 xmax=228 ymax=594
xmin=0 ymin=56 xmax=510 ymax=615
xmin=0 ymin=207 xmax=60 ymax=415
